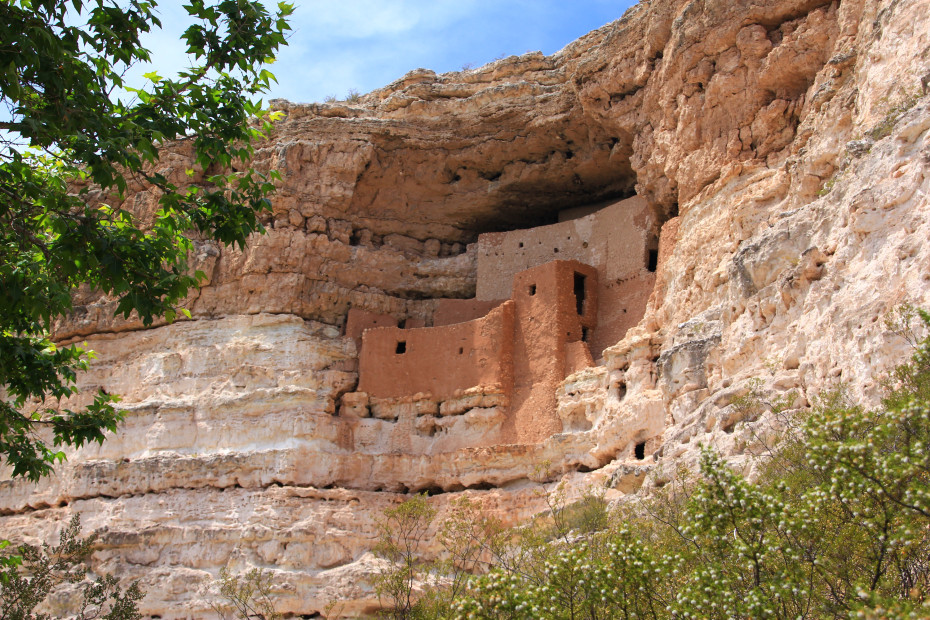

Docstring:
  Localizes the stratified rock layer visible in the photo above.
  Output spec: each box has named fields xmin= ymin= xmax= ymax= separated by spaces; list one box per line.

xmin=2 ymin=0 xmax=930 ymax=617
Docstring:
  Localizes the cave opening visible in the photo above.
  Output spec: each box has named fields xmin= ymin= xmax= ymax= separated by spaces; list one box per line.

xmin=343 ymin=123 xmax=669 ymax=254
xmin=614 ymin=381 xmax=627 ymax=400
xmin=451 ymin=139 xmax=640 ymax=243
xmin=465 ymin=186 xmax=638 ymax=241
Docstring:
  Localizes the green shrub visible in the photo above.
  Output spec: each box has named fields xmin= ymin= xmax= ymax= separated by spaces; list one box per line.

xmin=209 ymin=566 xmax=280 ymax=620
xmin=373 ymin=493 xmax=437 ymax=619
xmin=0 ymin=515 xmax=144 ymax=619
xmin=389 ymin=308 xmax=930 ymax=618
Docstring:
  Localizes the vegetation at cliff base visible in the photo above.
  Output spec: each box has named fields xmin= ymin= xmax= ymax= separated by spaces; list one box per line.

xmin=0 ymin=0 xmax=292 ymax=481
xmin=373 ymin=308 xmax=930 ymax=619
xmin=0 ymin=515 xmax=143 ymax=619
xmin=209 ymin=565 xmax=281 ymax=620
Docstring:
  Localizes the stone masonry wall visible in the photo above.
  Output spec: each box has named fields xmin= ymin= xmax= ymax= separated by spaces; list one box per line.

xmin=508 ymin=260 xmax=598 ymax=443
xmin=358 ymin=302 xmax=515 ymax=400
xmin=477 ymin=195 xmax=656 ymax=357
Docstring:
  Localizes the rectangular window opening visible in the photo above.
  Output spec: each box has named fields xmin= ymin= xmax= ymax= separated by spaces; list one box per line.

xmin=395 ymin=341 xmax=407 ymax=354
xmin=573 ymin=272 xmax=586 ymax=315
xmin=647 ymin=249 xmax=659 ymax=273
xmin=528 ymin=284 xmax=536 ymax=296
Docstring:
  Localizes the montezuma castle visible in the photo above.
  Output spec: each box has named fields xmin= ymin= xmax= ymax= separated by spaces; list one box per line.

xmin=346 ymin=195 xmax=660 ymax=450
xmin=1 ymin=0 xmax=929 ymax=616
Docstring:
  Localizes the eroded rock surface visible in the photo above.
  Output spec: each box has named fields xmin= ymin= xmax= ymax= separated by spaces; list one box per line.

xmin=3 ymin=0 xmax=930 ymax=616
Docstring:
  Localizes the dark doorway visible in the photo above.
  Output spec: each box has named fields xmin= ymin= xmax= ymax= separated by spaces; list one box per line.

xmin=573 ymin=272 xmax=587 ymax=314
xmin=647 ymin=249 xmax=659 ymax=272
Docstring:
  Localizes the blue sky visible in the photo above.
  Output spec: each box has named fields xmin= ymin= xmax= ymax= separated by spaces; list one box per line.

xmin=139 ymin=1 xmax=639 ymax=104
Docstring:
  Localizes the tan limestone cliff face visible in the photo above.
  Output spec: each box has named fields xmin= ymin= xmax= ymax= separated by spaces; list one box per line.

xmin=3 ymin=0 xmax=930 ymax=617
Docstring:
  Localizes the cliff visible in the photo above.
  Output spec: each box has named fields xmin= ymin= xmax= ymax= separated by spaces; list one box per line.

xmin=2 ymin=0 xmax=929 ymax=616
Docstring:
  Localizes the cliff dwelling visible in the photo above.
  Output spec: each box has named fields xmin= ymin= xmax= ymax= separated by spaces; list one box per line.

xmin=7 ymin=0 xmax=928 ymax=614
xmin=343 ymin=195 xmax=659 ymax=445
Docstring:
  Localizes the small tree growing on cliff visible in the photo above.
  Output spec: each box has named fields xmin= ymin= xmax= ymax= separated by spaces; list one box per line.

xmin=373 ymin=494 xmax=436 ymax=619
xmin=0 ymin=0 xmax=293 ymax=481
xmin=209 ymin=566 xmax=280 ymax=620
xmin=0 ymin=515 xmax=144 ymax=619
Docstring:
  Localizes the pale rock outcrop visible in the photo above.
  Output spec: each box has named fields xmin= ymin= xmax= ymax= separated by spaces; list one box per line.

xmin=2 ymin=0 xmax=930 ymax=617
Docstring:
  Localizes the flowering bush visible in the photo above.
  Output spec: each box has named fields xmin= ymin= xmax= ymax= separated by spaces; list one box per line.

xmin=379 ymin=310 xmax=930 ymax=619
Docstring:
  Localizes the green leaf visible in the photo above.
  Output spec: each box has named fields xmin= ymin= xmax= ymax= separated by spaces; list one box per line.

xmin=0 ymin=0 xmax=291 ymax=481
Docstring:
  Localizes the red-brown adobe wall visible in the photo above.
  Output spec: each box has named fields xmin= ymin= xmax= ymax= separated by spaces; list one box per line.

xmin=358 ymin=301 xmax=515 ymax=400
xmin=590 ymin=273 xmax=656 ymax=358
xmin=345 ymin=308 xmax=398 ymax=352
xmin=355 ymin=260 xmax=600 ymax=444
xmin=475 ymin=196 xmax=652 ymax=301
xmin=475 ymin=196 xmax=656 ymax=359
xmin=433 ymin=299 xmax=504 ymax=327
xmin=507 ymin=260 xmax=597 ymax=443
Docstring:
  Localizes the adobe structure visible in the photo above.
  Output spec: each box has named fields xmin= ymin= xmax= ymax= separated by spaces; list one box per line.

xmin=6 ymin=2 xmax=928 ymax=614
xmin=346 ymin=195 xmax=658 ymax=445
xmin=476 ymin=195 xmax=658 ymax=358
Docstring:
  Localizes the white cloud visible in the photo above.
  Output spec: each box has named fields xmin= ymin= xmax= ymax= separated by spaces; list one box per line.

xmin=122 ymin=0 xmax=636 ymax=104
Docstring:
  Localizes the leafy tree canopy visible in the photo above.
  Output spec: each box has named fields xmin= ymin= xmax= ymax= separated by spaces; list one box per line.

xmin=0 ymin=0 xmax=293 ymax=481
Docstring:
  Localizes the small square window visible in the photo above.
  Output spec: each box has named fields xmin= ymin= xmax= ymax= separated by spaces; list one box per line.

xmin=395 ymin=341 xmax=407 ymax=354
xmin=528 ymin=284 xmax=536 ymax=296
